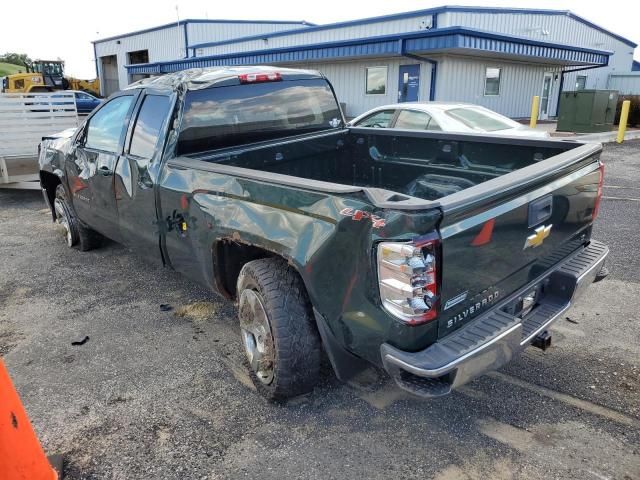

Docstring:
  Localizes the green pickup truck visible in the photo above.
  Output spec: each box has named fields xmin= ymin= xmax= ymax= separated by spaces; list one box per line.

xmin=39 ymin=66 xmax=608 ymax=400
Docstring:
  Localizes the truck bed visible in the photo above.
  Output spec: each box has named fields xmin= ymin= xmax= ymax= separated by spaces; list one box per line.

xmin=188 ymin=128 xmax=586 ymax=204
xmin=177 ymin=126 xmax=602 ymax=341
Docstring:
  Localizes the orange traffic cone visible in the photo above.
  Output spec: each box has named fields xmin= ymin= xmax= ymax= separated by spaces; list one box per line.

xmin=0 ymin=359 xmax=59 ymax=480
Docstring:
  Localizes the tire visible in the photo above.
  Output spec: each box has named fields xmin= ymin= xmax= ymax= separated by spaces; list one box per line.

xmin=54 ymin=184 xmax=102 ymax=251
xmin=237 ymin=258 xmax=321 ymax=401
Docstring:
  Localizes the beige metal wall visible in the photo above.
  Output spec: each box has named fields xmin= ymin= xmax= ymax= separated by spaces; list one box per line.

xmin=198 ymin=16 xmax=436 ymax=57
xmin=435 ymin=55 xmax=562 ymax=118
xmin=607 ymin=73 xmax=640 ymax=94
xmin=439 ymin=11 xmax=636 ymax=93
xmin=280 ymin=58 xmax=434 ymax=118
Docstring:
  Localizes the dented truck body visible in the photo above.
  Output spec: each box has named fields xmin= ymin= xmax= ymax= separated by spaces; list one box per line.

xmin=39 ymin=67 xmax=608 ymax=398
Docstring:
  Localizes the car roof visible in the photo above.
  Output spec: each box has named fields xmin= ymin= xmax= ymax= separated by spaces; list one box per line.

xmin=52 ymin=90 xmax=97 ymax=96
xmin=125 ymin=66 xmax=324 ymax=93
xmin=362 ymin=102 xmax=481 ymax=112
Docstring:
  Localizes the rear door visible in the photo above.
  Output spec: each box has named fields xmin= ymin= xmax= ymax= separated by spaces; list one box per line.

xmin=115 ymin=91 xmax=174 ymax=260
xmin=66 ymin=92 xmax=138 ymax=240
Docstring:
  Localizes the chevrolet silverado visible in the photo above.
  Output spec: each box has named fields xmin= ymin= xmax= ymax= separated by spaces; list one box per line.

xmin=39 ymin=66 xmax=609 ymax=400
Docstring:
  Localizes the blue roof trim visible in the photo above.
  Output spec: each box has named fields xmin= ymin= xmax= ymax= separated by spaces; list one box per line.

xmin=126 ymin=27 xmax=611 ymax=75
xmin=633 ymin=60 xmax=640 ymax=71
xmin=188 ymin=5 xmax=637 ymax=50
xmin=93 ymin=18 xmax=314 ymax=44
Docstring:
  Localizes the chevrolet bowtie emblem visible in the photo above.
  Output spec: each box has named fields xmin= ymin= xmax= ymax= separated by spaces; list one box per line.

xmin=524 ymin=224 xmax=552 ymax=249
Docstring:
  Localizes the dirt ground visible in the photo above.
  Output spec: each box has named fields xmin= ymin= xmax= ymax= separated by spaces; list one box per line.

xmin=1 ymin=141 xmax=639 ymax=480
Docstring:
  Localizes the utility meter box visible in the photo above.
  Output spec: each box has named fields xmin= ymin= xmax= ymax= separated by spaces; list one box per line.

xmin=557 ymin=90 xmax=618 ymax=133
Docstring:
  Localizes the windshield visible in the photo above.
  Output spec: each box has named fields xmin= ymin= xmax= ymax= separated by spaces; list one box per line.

xmin=33 ymin=62 xmax=64 ymax=76
xmin=444 ymin=107 xmax=518 ymax=132
xmin=177 ymin=78 xmax=342 ymax=155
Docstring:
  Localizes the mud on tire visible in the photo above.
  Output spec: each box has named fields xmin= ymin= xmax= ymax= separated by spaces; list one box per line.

xmin=237 ymin=257 xmax=322 ymax=401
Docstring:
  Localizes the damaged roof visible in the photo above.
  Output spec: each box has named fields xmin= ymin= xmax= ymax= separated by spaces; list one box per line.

xmin=124 ymin=65 xmax=323 ymax=91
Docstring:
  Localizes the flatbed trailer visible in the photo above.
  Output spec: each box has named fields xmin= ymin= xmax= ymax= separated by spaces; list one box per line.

xmin=0 ymin=92 xmax=78 ymax=189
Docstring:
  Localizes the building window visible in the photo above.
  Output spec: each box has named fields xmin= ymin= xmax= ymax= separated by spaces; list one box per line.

xmin=365 ymin=66 xmax=387 ymax=95
xmin=484 ymin=67 xmax=501 ymax=96
xmin=576 ymin=75 xmax=587 ymax=90
xmin=127 ymin=50 xmax=149 ymax=65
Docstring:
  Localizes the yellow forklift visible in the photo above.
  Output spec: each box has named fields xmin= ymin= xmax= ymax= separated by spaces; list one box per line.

xmin=1 ymin=60 xmax=100 ymax=96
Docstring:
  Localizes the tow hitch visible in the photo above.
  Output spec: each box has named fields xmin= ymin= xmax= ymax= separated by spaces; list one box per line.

xmin=532 ymin=330 xmax=552 ymax=351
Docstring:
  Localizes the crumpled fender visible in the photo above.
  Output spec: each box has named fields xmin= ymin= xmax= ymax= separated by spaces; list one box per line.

xmin=159 ymin=163 xmax=442 ymax=366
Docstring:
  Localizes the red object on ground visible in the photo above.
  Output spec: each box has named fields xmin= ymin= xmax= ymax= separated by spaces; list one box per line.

xmin=0 ymin=359 xmax=58 ymax=480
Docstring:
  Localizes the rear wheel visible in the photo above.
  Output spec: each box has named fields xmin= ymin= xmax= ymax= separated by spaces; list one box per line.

xmin=54 ymin=184 xmax=102 ymax=251
xmin=237 ymin=258 xmax=321 ymax=401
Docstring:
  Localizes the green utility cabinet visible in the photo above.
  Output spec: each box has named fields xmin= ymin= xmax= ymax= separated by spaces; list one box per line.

xmin=557 ymin=90 xmax=618 ymax=133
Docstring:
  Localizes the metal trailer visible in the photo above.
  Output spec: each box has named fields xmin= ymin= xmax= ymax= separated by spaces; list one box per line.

xmin=0 ymin=92 xmax=79 ymax=189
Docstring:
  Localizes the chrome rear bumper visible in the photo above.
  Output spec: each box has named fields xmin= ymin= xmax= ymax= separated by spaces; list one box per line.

xmin=381 ymin=240 xmax=609 ymax=398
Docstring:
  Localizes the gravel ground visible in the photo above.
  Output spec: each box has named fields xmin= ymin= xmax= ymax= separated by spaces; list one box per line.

xmin=1 ymin=141 xmax=639 ymax=480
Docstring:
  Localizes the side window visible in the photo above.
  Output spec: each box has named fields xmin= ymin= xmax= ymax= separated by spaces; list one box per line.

xmin=365 ymin=66 xmax=387 ymax=95
xmin=576 ymin=75 xmax=587 ymax=90
xmin=426 ymin=117 xmax=442 ymax=131
xmin=355 ymin=110 xmax=395 ymax=128
xmin=484 ymin=67 xmax=501 ymax=96
xmin=394 ymin=110 xmax=432 ymax=130
xmin=85 ymin=96 xmax=134 ymax=152
xmin=129 ymin=95 xmax=172 ymax=159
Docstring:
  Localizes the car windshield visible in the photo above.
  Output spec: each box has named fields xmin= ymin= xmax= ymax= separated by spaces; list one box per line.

xmin=177 ymin=78 xmax=342 ymax=155
xmin=444 ymin=107 xmax=517 ymax=132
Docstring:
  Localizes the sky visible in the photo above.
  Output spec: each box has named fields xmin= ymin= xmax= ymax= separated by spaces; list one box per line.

xmin=2 ymin=0 xmax=639 ymax=78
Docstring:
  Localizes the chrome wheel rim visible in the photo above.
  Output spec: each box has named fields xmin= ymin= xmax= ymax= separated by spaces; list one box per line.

xmin=239 ymin=289 xmax=274 ymax=385
xmin=54 ymin=198 xmax=73 ymax=247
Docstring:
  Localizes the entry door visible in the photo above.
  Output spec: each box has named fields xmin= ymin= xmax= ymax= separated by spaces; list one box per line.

xmin=398 ymin=64 xmax=420 ymax=102
xmin=540 ymin=73 xmax=553 ymax=120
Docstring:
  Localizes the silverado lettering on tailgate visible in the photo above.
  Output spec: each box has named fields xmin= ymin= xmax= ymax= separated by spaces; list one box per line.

xmin=446 ymin=288 xmax=500 ymax=330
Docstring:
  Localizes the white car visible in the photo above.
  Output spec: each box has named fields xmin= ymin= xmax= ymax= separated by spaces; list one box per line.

xmin=348 ymin=102 xmax=549 ymax=138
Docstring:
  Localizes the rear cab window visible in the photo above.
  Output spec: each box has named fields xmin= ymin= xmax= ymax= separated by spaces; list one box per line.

xmin=177 ymin=78 xmax=342 ymax=155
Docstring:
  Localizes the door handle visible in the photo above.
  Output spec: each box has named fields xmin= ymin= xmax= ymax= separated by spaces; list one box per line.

xmin=98 ymin=165 xmax=112 ymax=176
xmin=528 ymin=195 xmax=553 ymax=227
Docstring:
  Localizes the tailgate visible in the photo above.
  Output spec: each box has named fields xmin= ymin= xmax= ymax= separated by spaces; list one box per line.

xmin=436 ymin=142 xmax=603 ymax=338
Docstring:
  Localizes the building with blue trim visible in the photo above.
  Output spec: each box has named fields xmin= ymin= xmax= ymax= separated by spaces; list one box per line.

xmin=93 ymin=6 xmax=638 ymax=118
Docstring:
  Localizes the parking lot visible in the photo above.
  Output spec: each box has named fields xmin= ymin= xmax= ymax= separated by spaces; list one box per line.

xmin=1 ymin=140 xmax=639 ymax=480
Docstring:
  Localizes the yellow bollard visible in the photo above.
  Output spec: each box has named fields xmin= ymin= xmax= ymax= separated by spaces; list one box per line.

xmin=616 ymin=100 xmax=631 ymax=144
xmin=529 ymin=96 xmax=540 ymax=129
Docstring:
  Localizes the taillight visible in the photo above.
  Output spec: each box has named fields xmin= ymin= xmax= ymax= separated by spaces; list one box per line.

xmin=377 ymin=237 xmax=439 ymax=325
xmin=238 ymin=72 xmax=282 ymax=84
xmin=593 ymin=161 xmax=605 ymax=220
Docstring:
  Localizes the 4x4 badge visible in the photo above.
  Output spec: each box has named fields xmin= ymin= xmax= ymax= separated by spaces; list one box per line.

xmin=524 ymin=224 xmax=552 ymax=249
